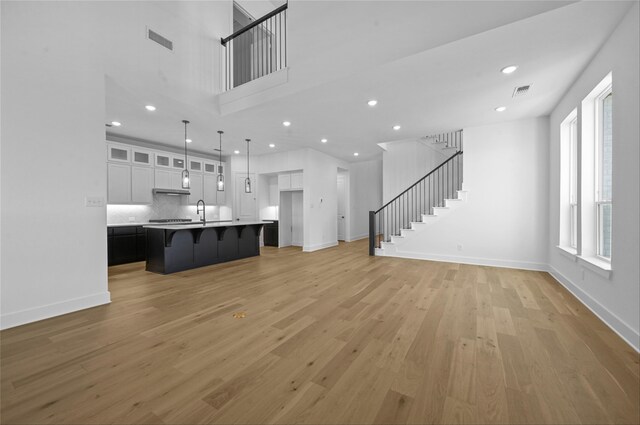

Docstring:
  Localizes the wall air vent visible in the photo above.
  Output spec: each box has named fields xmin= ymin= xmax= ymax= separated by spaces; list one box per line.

xmin=512 ymin=84 xmax=531 ymax=97
xmin=147 ymin=28 xmax=173 ymax=51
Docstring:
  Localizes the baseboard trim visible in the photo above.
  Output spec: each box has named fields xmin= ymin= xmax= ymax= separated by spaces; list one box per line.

xmin=388 ymin=250 xmax=547 ymax=271
xmin=0 ymin=291 xmax=111 ymax=330
xmin=547 ymin=266 xmax=639 ymax=352
xmin=345 ymin=234 xmax=368 ymax=242
xmin=303 ymin=241 xmax=339 ymax=252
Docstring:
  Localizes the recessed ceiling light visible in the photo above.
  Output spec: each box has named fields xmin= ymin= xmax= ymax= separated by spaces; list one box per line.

xmin=495 ymin=106 xmax=507 ymax=112
xmin=185 ymin=138 xmax=192 ymax=143
xmin=234 ymin=150 xmax=240 ymax=154
xmin=501 ymin=65 xmax=518 ymax=74
xmin=367 ymin=100 xmax=378 ymax=107
xmin=393 ymin=125 xmax=401 ymax=130
xmin=269 ymin=143 xmax=275 ymax=148
xmin=282 ymin=121 xmax=291 ymax=127
xmin=321 ymin=138 xmax=328 ymax=143
xmin=145 ymin=105 xmax=156 ymax=111
xmin=354 ymin=152 xmax=359 ymax=156
xmin=111 ymin=121 xmax=121 ymax=127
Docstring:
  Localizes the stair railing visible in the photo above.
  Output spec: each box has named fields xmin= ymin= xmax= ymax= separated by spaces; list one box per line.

xmin=221 ymin=3 xmax=288 ymax=91
xmin=426 ymin=129 xmax=464 ymax=151
xmin=369 ymin=150 xmax=464 ymax=255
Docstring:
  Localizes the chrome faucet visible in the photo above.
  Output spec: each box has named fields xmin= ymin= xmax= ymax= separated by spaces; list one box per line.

xmin=196 ymin=199 xmax=206 ymax=225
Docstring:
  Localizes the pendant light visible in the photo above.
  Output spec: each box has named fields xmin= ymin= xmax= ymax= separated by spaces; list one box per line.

xmin=217 ymin=131 xmax=225 ymax=191
xmin=181 ymin=120 xmax=190 ymax=189
xmin=245 ymin=138 xmax=252 ymax=193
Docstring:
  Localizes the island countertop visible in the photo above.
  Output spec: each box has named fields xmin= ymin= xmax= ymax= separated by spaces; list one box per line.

xmin=143 ymin=220 xmax=271 ymax=230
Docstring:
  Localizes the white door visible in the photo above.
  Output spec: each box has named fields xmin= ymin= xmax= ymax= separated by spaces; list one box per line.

xmin=235 ymin=174 xmax=257 ymax=221
xmin=337 ymin=174 xmax=346 ymax=240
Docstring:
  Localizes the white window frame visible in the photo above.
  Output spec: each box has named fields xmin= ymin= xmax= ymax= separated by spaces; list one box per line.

xmin=594 ymin=85 xmax=612 ymax=261
xmin=568 ymin=117 xmax=578 ymax=249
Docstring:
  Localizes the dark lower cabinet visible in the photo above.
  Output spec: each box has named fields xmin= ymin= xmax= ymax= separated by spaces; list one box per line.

xmin=108 ymin=226 xmax=147 ymax=266
xmin=264 ymin=220 xmax=279 ymax=247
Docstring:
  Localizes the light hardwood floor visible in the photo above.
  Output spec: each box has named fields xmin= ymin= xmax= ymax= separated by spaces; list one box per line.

xmin=1 ymin=240 xmax=638 ymax=424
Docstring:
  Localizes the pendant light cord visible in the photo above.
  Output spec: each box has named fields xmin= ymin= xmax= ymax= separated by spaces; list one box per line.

xmin=246 ymin=139 xmax=250 ymax=178
xmin=182 ymin=120 xmax=189 ymax=165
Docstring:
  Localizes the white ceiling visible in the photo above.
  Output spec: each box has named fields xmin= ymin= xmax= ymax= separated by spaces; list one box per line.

xmin=104 ymin=0 xmax=633 ymax=161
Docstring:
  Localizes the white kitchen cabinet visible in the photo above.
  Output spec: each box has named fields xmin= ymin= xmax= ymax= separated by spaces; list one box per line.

xmin=170 ymin=171 xmax=183 ymax=190
xmin=108 ymin=163 xmax=131 ymax=204
xmin=132 ymin=149 xmax=153 ymax=167
xmin=203 ymin=174 xmax=217 ymax=205
xmin=204 ymin=161 xmax=225 ymax=176
xmin=278 ymin=173 xmax=291 ymax=191
xmin=203 ymin=174 xmax=226 ymax=205
xmin=131 ymin=166 xmax=153 ymax=204
xmin=108 ymin=144 xmax=130 ymax=163
xmin=188 ymin=173 xmax=203 ymax=205
xmin=278 ymin=172 xmax=303 ymax=191
xmin=269 ymin=177 xmax=279 ymax=206
xmin=154 ymin=169 xmax=181 ymax=190
xmin=189 ymin=159 xmax=203 ymax=173
xmin=290 ymin=172 xmax=303 ymax=189
xmin=154 ymin=169 xmax=171 ymax=189
xmin=155 ymin=153 xmax=171 ymax=168
xmin=172 ymin=157 xmax=186 ymax=170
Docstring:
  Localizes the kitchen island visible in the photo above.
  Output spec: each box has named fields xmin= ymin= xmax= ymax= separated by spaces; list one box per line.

xmin=143 ymin=221 xmax=269 ymax=274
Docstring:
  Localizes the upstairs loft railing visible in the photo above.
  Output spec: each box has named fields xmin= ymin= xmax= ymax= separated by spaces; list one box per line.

xmin=221 ymin=3 xmax=288 ymax=91
xmin=369 ymin=130 xmax=464 ymax=255
xmin=426 ymin=129 xmax=463 ymax=152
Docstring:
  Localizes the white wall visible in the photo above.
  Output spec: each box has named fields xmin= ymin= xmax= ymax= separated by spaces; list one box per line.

xmin=0 ymin=0 xmax=231 ymax=329
xmin=391 ymin=117 xmax=550 ymax=270
xmin=349 ymin=159 xmax=383 ymax=241
xmin=1 ymin=2 xmax=111 ymax=328
xmin=382 ymin=139 xmax=447 ymax=203
xmin=548 ymin=3 xmax=639 ymax=350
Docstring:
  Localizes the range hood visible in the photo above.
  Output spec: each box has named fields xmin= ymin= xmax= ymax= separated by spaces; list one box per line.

xmin=153 ymin=188 xmax=191 ymax=196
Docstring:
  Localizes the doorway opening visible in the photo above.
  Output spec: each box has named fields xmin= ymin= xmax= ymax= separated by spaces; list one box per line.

xmin=279 ymin=190 xmax=303 ymax=247
xmin=337 ymin=168 xmax=349 ymax=242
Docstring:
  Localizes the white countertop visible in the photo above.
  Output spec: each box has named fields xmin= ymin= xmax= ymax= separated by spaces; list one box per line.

xmin=143 ymin=220 xmax=271 ymax=230
xmin=108 ymin=222 xmax=151 ymax=227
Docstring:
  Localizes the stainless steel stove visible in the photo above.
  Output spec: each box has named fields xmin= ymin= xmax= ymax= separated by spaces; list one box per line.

xmin=148 ymin=218 xmax=193 ymax=223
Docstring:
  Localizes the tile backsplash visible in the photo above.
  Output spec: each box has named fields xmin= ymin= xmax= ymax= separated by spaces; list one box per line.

xmin=107 ymin=195 xmax=232 ymax=224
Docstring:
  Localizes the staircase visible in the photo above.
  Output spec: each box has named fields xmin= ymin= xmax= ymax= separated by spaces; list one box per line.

xmin=369 ymin=130 xmax=464 ymax=256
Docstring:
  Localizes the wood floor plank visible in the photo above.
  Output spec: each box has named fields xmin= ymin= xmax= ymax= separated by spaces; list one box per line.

xmin=1 ymin=240 xmax=637 ymax=424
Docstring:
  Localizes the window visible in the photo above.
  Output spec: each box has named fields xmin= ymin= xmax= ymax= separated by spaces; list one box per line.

xmin=571 ymin=71 xmax=613 ymax=271
xmin=559 ymin=108 xmax=578 ymax=251
xmin=569 ymin=117 xmax=578 ymax=248
xmin=596 ymin=88 xmax=613 ymax=259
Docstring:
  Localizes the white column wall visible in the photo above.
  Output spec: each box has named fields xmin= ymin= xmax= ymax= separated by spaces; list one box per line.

xmin=1 ymin=2 xmax=110 ymax=328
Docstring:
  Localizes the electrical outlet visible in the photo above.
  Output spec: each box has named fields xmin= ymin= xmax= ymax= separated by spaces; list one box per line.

xmin=85 ymin=196 xmax=104 ymax=207
xmin=457 ymin=243 xmax=463 ymax=251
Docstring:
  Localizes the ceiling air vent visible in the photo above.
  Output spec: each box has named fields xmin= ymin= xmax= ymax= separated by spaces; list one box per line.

xmin=512 ymin=84 xmax=531 ymax=97
xmin=147 ymin=28 xmax=173 ymax=51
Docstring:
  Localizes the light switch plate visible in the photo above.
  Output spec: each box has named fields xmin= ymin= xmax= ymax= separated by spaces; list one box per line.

xmin=85 ymin=196 xmax=105 ymax=207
